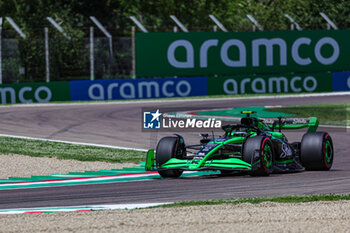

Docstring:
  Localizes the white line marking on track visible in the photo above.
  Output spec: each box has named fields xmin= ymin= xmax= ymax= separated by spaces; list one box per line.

xmin=0 ymin=203 xmax=172 ymax=214
xmin=319 ymin=125 xmax=350 ymax=129
xmin=0 ymin=133 xmax=147 ymax=151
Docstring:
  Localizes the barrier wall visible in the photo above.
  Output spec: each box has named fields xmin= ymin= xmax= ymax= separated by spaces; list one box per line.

xmin=70 ymin=77 xmax=207 ymax=101
xmin=0 ymin=29 xmax=348 ymax=104
xmin=332 ymin=72 xmax=350 ymax=91
xmin=208 ymin=72 xmax=332 ymax=95
xmin=0 ymin=73 xmax=349 ymax=104
xmin=0 ymin=81 xmax=70 ymax=104
xmin=136 ymin=30 xmax=350 ymax=77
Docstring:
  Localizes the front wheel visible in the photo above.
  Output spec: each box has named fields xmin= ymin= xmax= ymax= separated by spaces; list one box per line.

xmin=156 ymin=136 xmax=184 ymax=178
xmin=243 ymin=136 xmax=273 ymax=176
xmin=300 ymin=132 xmax=333 ymax=170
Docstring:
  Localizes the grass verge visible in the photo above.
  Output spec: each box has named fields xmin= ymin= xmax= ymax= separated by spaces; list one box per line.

xmin=157 ymin=194 xmax=350 ymax=208
xmin=266 ymin=103 xmax=350 ymax=126
xmin=0 ymin=136 xmax=145 ymax=163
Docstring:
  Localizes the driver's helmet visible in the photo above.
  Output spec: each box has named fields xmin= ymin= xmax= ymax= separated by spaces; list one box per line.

xmin=241 ymin=117 xmax=258 ymax=127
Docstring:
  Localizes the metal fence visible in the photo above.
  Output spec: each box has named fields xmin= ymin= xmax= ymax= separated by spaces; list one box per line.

xmin=0 ymin=12 xmax=340 ymax=84
xmin=2 ymin=39 xmax=21 ymax=83
xmin=1 ymin=35 xmax=132 ymax=84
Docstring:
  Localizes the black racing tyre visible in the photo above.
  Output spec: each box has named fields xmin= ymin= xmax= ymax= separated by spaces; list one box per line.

xmin=156 ymin=136 xmax=183 ymax=178
xmin=300 ymin=132 xmax=333 ymax=170
xmin=243 ymin=136 xmax=273 ymax=176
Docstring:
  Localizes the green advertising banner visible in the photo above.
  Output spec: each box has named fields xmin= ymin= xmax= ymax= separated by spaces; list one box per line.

xmin=0 ymin=81 xmax=70 ymax=104
xmin=207 ymin=72 xmax=332 ymax=95
xmin=136 ymin=30 xmax=350 ymax=77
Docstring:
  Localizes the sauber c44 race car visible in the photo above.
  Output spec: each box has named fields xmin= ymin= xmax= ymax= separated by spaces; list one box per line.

xmin=145 ymin=111 xmax=334 ymax=178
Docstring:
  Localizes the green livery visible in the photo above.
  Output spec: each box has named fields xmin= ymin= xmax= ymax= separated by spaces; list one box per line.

xmin=146 ymin=111 xmax=334 ymax=178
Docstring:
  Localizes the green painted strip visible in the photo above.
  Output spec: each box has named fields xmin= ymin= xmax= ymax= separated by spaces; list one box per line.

xmin=0 ymin=159 xmax=222 ymax=189
xmin=0 ymin=179 xmax=24 ymax=183
xmin=7 ymin=177 xmax=33 ymax=180
xmin=0 ymin=162 xmax=148 ymax=183
xmin=0 ymin=174 xmax=190 ymax=190
xmin=67 ymin=172 xmax=95 ymax=175
xmin=0 ymin=176 xmax=159 ymax=190
xmin=0 ymin=158 xmax=221 ymax=189
xmin=0 ymin=170 xmax=219 ymax=190
xmin=194 ymin=106 xmax=293 ymax=118
xmin=51 ymin=174 xmax=94 ymax=178
xmin=99 ymin=170 xmax=145 ymax=173
xmin=67 ymin=170 xmax=146 ymax=176
xmin=31 ymin=176 xmax=66 ymax=180
xmin=77 ymin=171 xmax=118 ymax=175
xmin=121 ymin=168 xmax=146 ymax=171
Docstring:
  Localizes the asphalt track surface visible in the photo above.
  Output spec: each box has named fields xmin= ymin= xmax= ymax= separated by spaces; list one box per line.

xmin=0 ymin=94 xmax=349 ymax=209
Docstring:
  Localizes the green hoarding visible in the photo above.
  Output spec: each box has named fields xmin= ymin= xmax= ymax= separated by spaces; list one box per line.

xmin=0 ymin=81 xmax=70 ymax=104
xmin=136 ymin=30 xmax=350 ymax=77
xmin=207 ymin=72 xmax=332 ymax=95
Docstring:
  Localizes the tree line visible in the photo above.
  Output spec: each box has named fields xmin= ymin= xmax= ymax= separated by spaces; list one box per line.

xmin=0 ymin=0 xmax=349 ymax=83
xmin=1 ymin=0 xmax=349 ymax=33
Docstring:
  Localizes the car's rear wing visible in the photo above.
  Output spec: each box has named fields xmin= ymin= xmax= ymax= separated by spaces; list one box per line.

xmin=261 ymin=117 xmax=319 ymax=132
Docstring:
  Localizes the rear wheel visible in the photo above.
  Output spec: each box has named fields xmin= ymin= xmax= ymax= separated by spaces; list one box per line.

xmin=300 ymin=132 xmax=333 ymax=170
xmin=243 ymin=136 xmax=273 ymax=176
xmin=156 ymin=136 xmax=184 ymax=178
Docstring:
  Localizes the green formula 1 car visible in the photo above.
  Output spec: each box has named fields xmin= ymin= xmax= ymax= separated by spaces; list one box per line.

xmin=145 ymin=111 xmax=334 ymax=178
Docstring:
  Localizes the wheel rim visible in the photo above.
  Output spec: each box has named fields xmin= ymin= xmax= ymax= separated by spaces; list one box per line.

xmin=324 ymin=140 xmax=333 ymax=165
xmin=262 ymin=142 xmax=273 ymax=171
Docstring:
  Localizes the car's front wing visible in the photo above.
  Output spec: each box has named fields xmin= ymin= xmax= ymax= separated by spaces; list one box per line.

xmin=145 ymin=150 xmax=252 ymax=171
